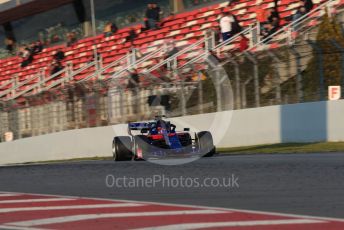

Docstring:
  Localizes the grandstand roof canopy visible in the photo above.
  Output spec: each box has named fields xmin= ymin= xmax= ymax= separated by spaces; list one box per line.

xmin=0 ymin=0 xmax=74 ymax=24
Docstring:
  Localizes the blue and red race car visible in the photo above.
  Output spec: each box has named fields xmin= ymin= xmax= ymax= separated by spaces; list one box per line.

xmin=112 ymin=116 xmax=216 ymax=161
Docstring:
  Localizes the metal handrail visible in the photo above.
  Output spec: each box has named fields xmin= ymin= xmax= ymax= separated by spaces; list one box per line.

xmin=179 ymin=27 xmax=253 ymax=69
xmin=67 ymin=60 xmax=97 ymax=83
xmin=99 ymin=55 xmax=127 ymax=73
xmin=9 ymin=80 xmax=42 ymax=100
xmin=37 ymin=60 xmax=97 ymax=91
xmin=7 ymin=68 xmax=67 ymax=100
xmin=109 ymin=45 xmax=166 ymax=80
xmin=213 ymin=27 xmax=251 ymax=51
xmin=246 ymin=0 xmax=335 ymax=52
xmin=0 ymin=79 xmax=13 ymax=91
xmin=0 ymin=72 xmax=41 ymax=98
xmin=179 ymin=0 xmax=335 ymax=70
xmin=77 ymin=56 xmax=128 ymax=83
xmin=144 ymin=36 xmax=208 ymax=73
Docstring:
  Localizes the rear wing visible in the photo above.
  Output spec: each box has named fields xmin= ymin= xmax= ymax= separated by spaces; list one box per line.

xmin=128 ymin=122 xmax=150 ymax=135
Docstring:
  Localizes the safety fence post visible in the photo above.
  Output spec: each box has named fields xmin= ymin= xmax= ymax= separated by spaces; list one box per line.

xmin=290 ymin=46 xmax=304 ymax=103
xmin=180 ymin=79 xmax=187 ymax=116
xmin=307 ymin=40 xmax=325 ymax=101
xmin=11 ymin=75 xmax=18 ymax=98
xmin=198 ymin=71 xmax=204 ymax=114
xmin=267 ymin=50 xmax=282 ymax=105
xmin=244 ymin=51 xmax=260 ymax=107
xmin=227 ymin=57 xmax=241 ymax=109
xmin=66 ymin=61 xmax=73 ymax=81
xmin=241 ymin=77 xmax=253 ymax=109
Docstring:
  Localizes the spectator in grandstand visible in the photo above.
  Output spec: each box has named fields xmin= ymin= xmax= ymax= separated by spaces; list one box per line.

xmin=103 ymin=21 xmax=118 ymax=38
xmin=30 ymin=40 xmax=43 ymax=55
xmin=255 ymin=1 xmax=269 ymax=28
xmin=231 ymin=14 xmax=242 ymax=35
xmin=123 ymin=28 xmax=138 ymax=45
xmin=50 ymin=60 xmax=64 ymax=75
xmin=145 ymin=3 xmax=159 ymax=29
xmin=53 ymin=48 xmax=65 ymax=62
xmin=292 ymin=6 xmax=307 ymax=26
xmin=219 ymin=12 xmax=234 ymax=42
xmin=103 ymin=22 xmax=113 ymax=37
xmin=302 ymin=0 xmax=314 ymax=13
xmin=239 ymin=34 xmax=249 ymax=52
xmin=268 ymin=7 xmax=280 ymax=24
xmin=228 ymin=0 xmax=239 ymax=6
xmin=166 ymin=41 xmax=179 ymax=59
xmin=90 ymin=49 xmax=101 ymax=62
xmin=152 ymin=3 xmax=163 ymax=22
xmin=270 ymin=15 xmax=280 ymax=30
xmin=142 ymin=19 xmax=150 ymax=31
xmin=261 ymin=20 xmax=279 ymax=42
xmin=17 ymin=46 xmax=26 ymax=58
xmin=66 ymin=32 xmax=77 ymax=47
xmin=164 ymin=41 xmax=179 ymax=70
xmin=111 ymin=22 xmax=118 ymax=34
xmin=127 ymin=69 xmax=140 ymax=89
xmin=20 ymin=45 xmax=34 ymax=68
xmin=4 ymin=37 xmax=15 ymax=54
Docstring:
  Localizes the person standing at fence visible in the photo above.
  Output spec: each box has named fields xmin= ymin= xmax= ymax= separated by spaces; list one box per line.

xmin=219 ymin=12 xmax=234 ymax=42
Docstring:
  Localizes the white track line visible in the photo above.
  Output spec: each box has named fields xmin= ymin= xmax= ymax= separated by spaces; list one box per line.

xmin=0 ymin=203 xmax=144 ymax=213
xmin=0 ymin=198 xmax=74 ymax=204
xmin=0 ymin=225 xmax=44 ymax=230
xmin=7 ymin=210 xmax=227 ymax=227
xmin=0 ymin=194 xmax=20 ymax=197
xmin=133 ymin=219 xmax=327 ymax=230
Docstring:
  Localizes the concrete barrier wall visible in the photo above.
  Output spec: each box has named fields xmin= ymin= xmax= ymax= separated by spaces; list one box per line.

xmin=1 ymin=100 xmax=344 ymax=165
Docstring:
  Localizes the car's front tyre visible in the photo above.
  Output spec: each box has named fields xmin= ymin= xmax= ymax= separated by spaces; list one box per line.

xmin=196 ymin=131 xmax=216 ymax=157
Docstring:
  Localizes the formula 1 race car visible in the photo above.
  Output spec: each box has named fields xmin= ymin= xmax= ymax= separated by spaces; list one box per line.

xmin=112 ymin=116 xmax=216 ymax=161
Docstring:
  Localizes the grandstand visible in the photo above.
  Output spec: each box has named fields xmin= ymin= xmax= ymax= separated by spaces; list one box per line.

xmin=0 ymin=0 xmax=344 ymax=140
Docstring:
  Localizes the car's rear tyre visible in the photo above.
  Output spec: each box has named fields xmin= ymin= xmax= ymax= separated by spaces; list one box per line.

xmin=113 ymin=136 xmax=133 ymax=161
xmin=196 ymin=131 xmax=216 ymax=157
xmin=133 ymin=135 xmax=151 ymax=160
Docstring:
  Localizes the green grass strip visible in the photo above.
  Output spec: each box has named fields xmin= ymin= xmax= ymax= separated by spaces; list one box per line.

xmin=217 ymin=142 xmax=344 ymax=155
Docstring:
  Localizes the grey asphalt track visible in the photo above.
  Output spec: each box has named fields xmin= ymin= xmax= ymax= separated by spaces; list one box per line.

xmin=0 ymin=153 xmax=343 ymax=218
